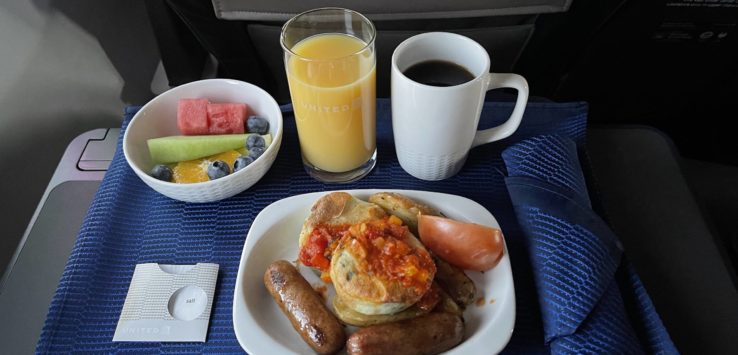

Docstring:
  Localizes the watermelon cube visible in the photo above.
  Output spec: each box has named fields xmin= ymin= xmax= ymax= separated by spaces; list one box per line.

xmin=207 ymin=103 xmax=247 ymax=134
xmin=177 ymin=99 xmax=210 ymax=135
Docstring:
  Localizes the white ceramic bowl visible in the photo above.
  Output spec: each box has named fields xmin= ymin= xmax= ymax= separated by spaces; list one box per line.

xmin=123 ymin=79 xmax=283 ymax=203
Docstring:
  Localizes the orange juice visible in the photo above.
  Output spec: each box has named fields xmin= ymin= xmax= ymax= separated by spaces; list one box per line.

xmin=287 ymin=34 xmax=376 ymax=173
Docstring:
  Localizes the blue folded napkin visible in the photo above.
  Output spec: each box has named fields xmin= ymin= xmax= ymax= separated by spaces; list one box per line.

xmin=502 ymin=135 xmax=678 ymax=354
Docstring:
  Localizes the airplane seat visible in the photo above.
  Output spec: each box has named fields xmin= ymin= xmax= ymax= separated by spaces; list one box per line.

xmin=150 ymin=0 xmax=573 ymax=102
xmin=520 ymin=1 xmax=738 ymax=352
xmin=585 ymin=126 xmax=738 ymax=354
xmin=210 ymin=0 xmax=576 ymax=101
xmin=682 ymin=158 xmax=738 ymax=275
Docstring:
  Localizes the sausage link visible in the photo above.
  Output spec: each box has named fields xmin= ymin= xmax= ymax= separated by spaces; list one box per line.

xmin=346 ymin=313 xmax=464 ymax=355
xmin=264 ymin=260 xmax=345 ymax=354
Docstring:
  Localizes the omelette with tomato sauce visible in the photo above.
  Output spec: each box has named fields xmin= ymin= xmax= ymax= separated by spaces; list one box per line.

xmin=298 ymin=192 xmax=436 ymax=316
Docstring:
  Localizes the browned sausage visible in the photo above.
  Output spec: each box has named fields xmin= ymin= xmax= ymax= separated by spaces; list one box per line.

xmin=263 ymin=260 xmax=345 ymax=354
xmin=346 ymin=313 xmax=464 ymax=355
xmin=433 ymin=255 xmax=477 ymax=307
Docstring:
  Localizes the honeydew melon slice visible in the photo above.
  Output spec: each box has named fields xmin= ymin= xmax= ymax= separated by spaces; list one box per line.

xmin=148 ymin=133 xmax=271 ymax=163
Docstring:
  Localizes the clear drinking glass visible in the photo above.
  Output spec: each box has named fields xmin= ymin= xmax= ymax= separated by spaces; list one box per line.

xmin=281 ymin=8 xmax=377 ymax=183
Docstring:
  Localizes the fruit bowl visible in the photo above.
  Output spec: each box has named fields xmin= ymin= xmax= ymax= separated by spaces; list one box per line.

xmin=123 ymin=79 xmax=283 ymax=203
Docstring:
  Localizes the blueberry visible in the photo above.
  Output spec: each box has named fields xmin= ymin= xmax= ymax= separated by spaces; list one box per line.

xmin=207 ymin=160 xmax=230 ymax=180
xmin=234 ymin=156 xmax=254 ymax=172
xmin=248 ymin=147 xmax=266 ymax=160
xmin=150 ymin=164 xmax=173 ymax=182
xmin=246 ymin=116 xmax=269 ymax=135
xmin=246 ymin=134 xmax=265 ymax=149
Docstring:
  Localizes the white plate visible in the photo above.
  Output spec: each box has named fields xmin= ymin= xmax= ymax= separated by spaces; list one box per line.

xmin=233 ymin=190 xmax=516 ymax=354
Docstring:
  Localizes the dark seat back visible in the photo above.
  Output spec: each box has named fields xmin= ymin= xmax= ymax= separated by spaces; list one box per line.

xmin=211 ymin=0 xmax=572 ymax=101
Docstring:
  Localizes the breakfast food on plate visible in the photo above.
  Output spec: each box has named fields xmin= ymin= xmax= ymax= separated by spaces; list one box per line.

xmin=368 ymin=192 xmax=476 ymax=307
xmin=264 ymin=260 xmax=346 ymax=355
xmin=329 ymin=218 xmax=435 ymax=315
xmin=367 ymin=192 xmax=440 ymax=235
xmin=434 ymin=287 xmax=463 ymax=316
xmin=432 ymin=255 xmax=477 ymax=307
xmin=298 ymin=192 xmax=436 ymax=317
xmin=331 ymin=289 xmax=427 ymax=327
xmin=265 ymin=191 xmax=505 ymax=354
xmin=418 ymin=214 xmax=504 ymax=271
xmin=345 ymin=313 xmax=464 ymax=355
xmin=332 ymin=282 xmax=442 ymax=327
xmin=298 ymin=192 xmax=387 ymax=276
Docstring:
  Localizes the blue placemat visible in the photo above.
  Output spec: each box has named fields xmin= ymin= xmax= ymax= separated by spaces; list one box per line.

xmin=37 ymin=99 xmax=587 ymax=353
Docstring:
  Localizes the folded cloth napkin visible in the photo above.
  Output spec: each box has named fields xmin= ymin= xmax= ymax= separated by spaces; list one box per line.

xmin=502 ymin=135 xmax=678 ymax=354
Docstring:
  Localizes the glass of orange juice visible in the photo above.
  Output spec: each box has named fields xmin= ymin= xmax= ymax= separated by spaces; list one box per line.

xmin=281 ymin=8 xmax=376 ymax=183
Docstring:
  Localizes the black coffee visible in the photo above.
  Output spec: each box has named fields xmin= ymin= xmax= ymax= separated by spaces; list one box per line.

xmin=402 ymin=60 xmax=476 ymax=87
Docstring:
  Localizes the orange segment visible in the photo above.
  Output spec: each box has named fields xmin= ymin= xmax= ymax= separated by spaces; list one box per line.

xmin=172 ymin=150 xmax=242 ymax=183
xmin=172 ymin=160 xmax=208 ymax=183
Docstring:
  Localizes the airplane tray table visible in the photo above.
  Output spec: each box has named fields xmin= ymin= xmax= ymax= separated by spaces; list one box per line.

xmin=35 ymin=99 xmax=659 ymax=353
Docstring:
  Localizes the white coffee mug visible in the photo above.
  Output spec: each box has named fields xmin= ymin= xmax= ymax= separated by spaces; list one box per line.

xmin=391 ymin=32 xmax=529 ymax=180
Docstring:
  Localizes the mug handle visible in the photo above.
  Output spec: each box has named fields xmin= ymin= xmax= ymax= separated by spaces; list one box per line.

xmin=471 ymin=73 xmax=529 ymax=148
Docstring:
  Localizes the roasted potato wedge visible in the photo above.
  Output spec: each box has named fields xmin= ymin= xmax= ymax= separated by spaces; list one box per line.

xmin=368 ymin=192 xmax=440 ymax=235
xmin=300 ymin=191 xmax=386 ymax=250
xmin=433 ymin=255 xmax=477 ymax=307
xmin=332 ymin=293 xmax=430 ymax=327
xmin=433 ymin=287 xmax=463 ymax=316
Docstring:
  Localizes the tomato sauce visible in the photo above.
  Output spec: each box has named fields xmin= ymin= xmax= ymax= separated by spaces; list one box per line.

xmin=347 ymin=219 xmax=436 ymax=294
xmin=299 ymin=218 xmax=436 ymax=296
xmin=299 ymin=224 xmax=350 ymax=272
